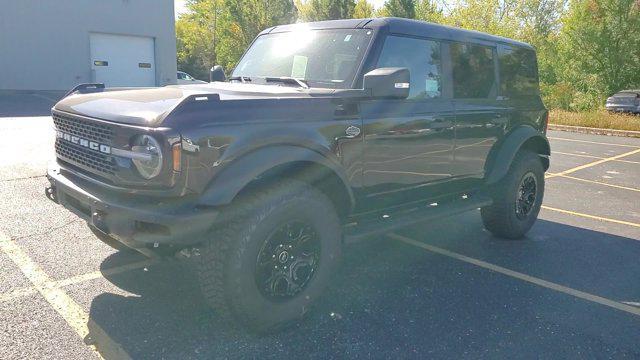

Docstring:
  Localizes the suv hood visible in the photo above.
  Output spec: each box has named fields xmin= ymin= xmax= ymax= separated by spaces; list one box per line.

xmin=54 ymin=83 xmax=330 ymax=127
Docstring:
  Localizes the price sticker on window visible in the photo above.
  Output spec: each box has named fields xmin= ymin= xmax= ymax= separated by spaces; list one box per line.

xmin=291 ymin=55 xmax=308 ymax=78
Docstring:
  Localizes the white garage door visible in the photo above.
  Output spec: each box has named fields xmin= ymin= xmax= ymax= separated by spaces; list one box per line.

xmin=90 ymin=33 xmax=156 ymax=87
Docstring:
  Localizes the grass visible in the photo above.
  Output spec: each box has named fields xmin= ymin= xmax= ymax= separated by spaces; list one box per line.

xmin=549 ymin=109 xmax=640 ymax=132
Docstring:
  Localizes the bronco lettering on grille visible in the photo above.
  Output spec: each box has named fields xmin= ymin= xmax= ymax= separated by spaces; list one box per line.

xmin=56 ymin=130 xmax=111 ymax=154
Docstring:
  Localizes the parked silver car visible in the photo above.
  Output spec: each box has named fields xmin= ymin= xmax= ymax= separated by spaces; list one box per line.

xmin=606 ymin=90 xmax=640 ymax=114
xmin=177 ymin=71 xmax=207 ymax=85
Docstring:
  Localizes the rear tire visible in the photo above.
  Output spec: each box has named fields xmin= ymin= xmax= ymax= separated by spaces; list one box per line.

xmin=197 ymin=179 xmax=342 ymax=333
xmin=481 ymin=150 xmax=545 ymax=239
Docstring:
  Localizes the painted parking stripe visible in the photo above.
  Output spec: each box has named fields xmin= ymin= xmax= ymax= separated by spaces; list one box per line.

xmin=553 ymin=174 xmax=640 ymax=193
xmin=0 ymin=232 xmax=131 ymax=359
xmin=547 ymin=148 xmax=640 ymax=178
xmin=541 ymin=206 xmax=640 ymax=229
xmin=548 ymin=136 xmax=640 ymax=149
xmin=0 ymin=260 xmax=153 ymax=303
xmin=388 ymin=233 xmax=640 ymax=317
xmin=552 ymin=151 xmax=640 ymax=165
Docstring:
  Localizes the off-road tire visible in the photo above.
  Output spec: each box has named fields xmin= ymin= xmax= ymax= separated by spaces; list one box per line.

xmin=481 ymin=150 xmax=545 ymax=239
xmin=197 ymin=179 xmax=342 ymax=332
xmin=88 ymin=225 xmax=132 ymax=251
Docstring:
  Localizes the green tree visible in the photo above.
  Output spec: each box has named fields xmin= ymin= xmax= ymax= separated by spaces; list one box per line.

xmin=176 ymin=0 xmax=297 ymax=76
xmin=558 ymin=0 xmax=640 ymax=108
xmin=381 ymin=0 xmax=416 ymax=18
xmin=296 ymin=0 xmax=356 ymax=21
xmin=353 ymin=0 xmax=375 ymax=17
xmin=176 ymin=0 xmax=223 ymax=79
xmin=414 ymin=0 xmax=443 ymax=22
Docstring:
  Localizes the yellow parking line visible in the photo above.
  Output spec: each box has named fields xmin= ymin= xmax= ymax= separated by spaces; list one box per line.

xmin=541 ymin=206 xmax=640 ymax=229
xmin=548 ymin=136 xmax=640 ymax=148
xmin=0 ymin=232 xmax=131 ymax=359
xmin=547 ymin=148 xmax=640 ymax=178
xmin=555 ymin=174 xmax=640 ymax=193
xmin=0 ymin=260 xmax=152 ymax=304
xmin=552 ymin=151 xmax=640 ymax=165
xmin=389 ymin=233 xmax=640 ymax=316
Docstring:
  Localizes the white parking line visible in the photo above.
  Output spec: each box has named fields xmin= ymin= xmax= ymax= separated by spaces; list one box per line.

xmin=0 ymin=231 xmax=131 ymax=359
xmin=388 ymin=233 xmax=640 ymax=317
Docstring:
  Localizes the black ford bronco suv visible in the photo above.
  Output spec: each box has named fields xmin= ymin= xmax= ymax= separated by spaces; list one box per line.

xmin=45 ymin=18 xmax=549 ymax=332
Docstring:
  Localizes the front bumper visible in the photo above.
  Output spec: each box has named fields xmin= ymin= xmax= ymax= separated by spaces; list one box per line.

xmin=45 ymin=163 xmax=218 ymax=254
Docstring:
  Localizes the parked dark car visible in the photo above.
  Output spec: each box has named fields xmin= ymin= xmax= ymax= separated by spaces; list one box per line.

xmin=45 ymin=18 xmax=550 ymax=332
xmin=606 ymin=90 xmax=640 ymax=113
xmin=177 ymin=70 xmax=207 ymax=84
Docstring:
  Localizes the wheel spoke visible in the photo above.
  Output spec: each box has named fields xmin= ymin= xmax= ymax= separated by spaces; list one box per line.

xmin=255 ymin=220 xmax=320 ymax=301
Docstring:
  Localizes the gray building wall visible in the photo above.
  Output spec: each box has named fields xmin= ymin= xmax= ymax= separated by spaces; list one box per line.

xmin=0 ymin=0 xmax=177 ymax=91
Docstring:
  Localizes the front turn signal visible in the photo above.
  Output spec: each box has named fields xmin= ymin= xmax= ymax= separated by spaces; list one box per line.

xmin=172 ymin=143 xmax=182 ymax=172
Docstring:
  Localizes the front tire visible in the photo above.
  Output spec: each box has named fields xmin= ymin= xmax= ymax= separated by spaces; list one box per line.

xmin=197 ymin=179 xmax=342 ymax=332
xmin=481 ymin=150 xmax=545 ymax=239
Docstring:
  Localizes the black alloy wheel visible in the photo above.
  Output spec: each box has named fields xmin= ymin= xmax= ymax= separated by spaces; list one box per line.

xmin=255 ymin=221 xmax=321 ymax=301
xmin=515 ymin=172 xmax=538 ymax=220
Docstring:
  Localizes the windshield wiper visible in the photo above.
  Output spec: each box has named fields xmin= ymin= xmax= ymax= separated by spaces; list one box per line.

xmin=263 ymin=77 xmax=309 ymax=89
xmin=229 ymin=76 xmax=252 ymax=83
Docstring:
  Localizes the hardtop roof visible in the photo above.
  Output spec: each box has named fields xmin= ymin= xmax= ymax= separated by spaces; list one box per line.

xmin=264 ymin=17 xmax=533 ymax=50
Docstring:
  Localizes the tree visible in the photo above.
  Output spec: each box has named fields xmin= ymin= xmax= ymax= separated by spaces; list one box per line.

xmin=558 ymin=0 xmax=640 ymax=107
xmin=175 ymin=0 xmax=223 ymax=80
xmin=381 ymin=0 xmax=416 ymax=18
xmin=415 ymin=0 xmax=443 ymax=22
xmin=353 ymin=0 xmax=375 ymax=17
xmin=296 ymin=0 xmax=356 ymax=21
xmin=176 ymin=0 xmax=297 ymax=76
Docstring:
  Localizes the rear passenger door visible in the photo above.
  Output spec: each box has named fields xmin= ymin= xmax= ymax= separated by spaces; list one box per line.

xmin=360 ymin=35 xmax=455 ymax=209
xmin=451 ymin=42 xmax=509 ymax=178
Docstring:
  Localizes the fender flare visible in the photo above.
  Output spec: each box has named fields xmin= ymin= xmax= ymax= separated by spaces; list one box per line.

xmin=485 ymin=126 xmax=550 ymax=184
xmin=197 ymin=145 xmax=355 ymax=209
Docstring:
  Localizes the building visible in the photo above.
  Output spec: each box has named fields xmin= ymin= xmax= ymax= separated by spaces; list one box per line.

xmin=0 ymin=0 xmax=177 ymax=91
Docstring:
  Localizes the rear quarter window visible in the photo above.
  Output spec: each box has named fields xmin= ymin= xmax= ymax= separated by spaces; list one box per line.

xmin=498 ymin=46 xmax=539 ymax=97
xmin=451 ymin=43 xmax=496 ymax=99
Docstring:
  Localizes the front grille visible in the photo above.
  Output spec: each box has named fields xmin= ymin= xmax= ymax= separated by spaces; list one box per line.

xmin=55 ymin=141 xmax=116 ymax=175
xmin=53 ymin=113 xmax=116 ymax=176
xmin=53 ymin=113 xmax=113 ymax=144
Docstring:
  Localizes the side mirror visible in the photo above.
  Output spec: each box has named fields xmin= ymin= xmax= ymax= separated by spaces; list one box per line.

xmin=210 ymin=65 xmax=226 ymax=82
xmin=363 ymin=67 xmax=410 ymax=99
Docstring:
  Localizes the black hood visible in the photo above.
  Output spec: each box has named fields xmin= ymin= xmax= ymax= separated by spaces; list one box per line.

xmin=53 ymin=82 xmax=333 ymax=127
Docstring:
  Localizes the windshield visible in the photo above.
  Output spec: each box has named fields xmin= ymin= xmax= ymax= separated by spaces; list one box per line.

xmin=232 ymin=28 xmax=373 ymax=89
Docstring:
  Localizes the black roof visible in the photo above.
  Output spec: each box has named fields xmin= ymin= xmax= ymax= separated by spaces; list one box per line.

xmin=265 ymin=17 xmax=533 ymax=50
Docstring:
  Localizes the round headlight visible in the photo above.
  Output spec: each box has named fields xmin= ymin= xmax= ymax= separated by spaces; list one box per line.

xmin=131 ymin=135 xmax=163 ymax=179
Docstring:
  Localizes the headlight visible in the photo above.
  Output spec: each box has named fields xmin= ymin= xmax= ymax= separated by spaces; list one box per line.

xmin=131 ymin=135 xmax=163 ymax=179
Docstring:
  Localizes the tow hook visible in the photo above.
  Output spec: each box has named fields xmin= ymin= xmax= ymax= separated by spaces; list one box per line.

xmin=45 ymin=185 xmax=58 ymax=203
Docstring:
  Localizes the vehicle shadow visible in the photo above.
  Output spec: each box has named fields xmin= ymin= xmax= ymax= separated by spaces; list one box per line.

xmin=0 ymin=92 xmax=63 ymax=117
xmin=88 ymin=215 xmax=640 ymax=359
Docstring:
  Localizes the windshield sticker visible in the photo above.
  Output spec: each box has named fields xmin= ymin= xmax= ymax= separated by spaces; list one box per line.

xmin=291 ymin=55 xmax=308 ymax=78
xmin=344 ymin=34 xmax=352 ymax=42
xmin=425 ymin=79 xmax=439 ymax=93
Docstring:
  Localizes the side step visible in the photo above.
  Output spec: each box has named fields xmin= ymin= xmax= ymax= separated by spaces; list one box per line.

xmin=343 ymin=193 xmax=493 ymax=244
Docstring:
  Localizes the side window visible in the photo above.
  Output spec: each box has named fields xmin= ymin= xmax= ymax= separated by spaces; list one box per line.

xmin=499 ymin=47 xmax=539 ymax=97
xmin=377 ymin=35 xmax=442 ymax=100
xmin=451 ymin=43 xmax=496 ymax=99
xmin=177 ymin=72 xmax=185 ymax=80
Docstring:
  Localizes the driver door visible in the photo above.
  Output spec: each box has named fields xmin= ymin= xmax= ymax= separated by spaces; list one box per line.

xmin=360 ymin=35 xmax=455 ymax=211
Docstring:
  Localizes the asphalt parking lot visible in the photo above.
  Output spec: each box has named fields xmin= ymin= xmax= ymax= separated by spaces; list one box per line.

xmin=1 ymin=94 xmax=639 ymax=359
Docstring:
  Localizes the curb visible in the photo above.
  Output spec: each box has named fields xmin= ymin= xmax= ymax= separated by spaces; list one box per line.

xmin=548 ymin=124 xmax=640 ymax=138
